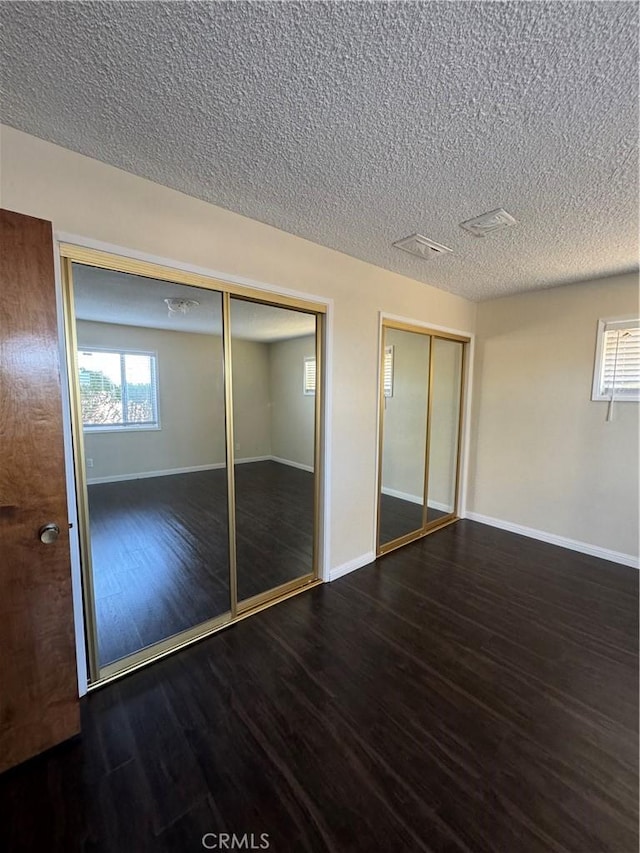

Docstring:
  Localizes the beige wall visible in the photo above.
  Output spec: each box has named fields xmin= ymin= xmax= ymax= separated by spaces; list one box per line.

xmin=468 ymin=272 xmax=639 ymax=559
xmin=231 ymin=338 xmax=272 ymax=460
xmin=269 ymin=335 xmax=316 ymax=469
xmin=1 ymin=126 xmax=476 ymax=569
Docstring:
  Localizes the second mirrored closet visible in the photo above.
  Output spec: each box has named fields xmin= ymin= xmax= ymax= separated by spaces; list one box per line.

xmin=377 ymin=320 xmax=468 ymax=555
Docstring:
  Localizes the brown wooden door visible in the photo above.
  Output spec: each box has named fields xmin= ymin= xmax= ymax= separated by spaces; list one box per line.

xmin=0 ymin=209 xmax=80 ymax=773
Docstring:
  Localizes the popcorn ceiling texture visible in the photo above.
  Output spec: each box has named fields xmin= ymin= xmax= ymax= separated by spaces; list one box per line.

xmin=0 ymin=1 xmax=637 ymax=301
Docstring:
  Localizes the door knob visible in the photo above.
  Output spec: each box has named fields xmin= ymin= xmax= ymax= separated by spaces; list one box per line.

xmin=39 ymin=523 xmax=60 ymax=544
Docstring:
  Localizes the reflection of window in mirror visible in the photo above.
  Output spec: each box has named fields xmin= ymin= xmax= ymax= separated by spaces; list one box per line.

xmin=384 ymin=345 xmax=394 ymax=398
xmin=303 ymin=356 xmax=316 ymax=395
xmin=78 ymin=348 xmax=159 ymax=431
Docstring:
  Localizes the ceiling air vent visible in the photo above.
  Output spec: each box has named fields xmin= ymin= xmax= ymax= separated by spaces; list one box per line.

xmin=459 ymin=208 xmax=517 ymax=237
xmin=392 ymin=233 xmax=453 ymax=259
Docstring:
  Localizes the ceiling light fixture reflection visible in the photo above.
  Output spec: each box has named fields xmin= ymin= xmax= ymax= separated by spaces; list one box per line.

xmin=164 ymin=297 xmax=200 ymax=317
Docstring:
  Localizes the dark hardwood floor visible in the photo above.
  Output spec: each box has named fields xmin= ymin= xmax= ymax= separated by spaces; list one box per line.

xmin=88 ymin=462 xmax=314 ymax=666
xmin=1 ymin=520 xmax=637 ymax=852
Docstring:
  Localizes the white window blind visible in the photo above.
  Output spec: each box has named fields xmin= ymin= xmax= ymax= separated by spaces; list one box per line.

xmin=78 ymin=349 xmax=160 ymax=429
xmin=592 ymin=319 xmax=640 ymax=402
xmin=383 ymin=345 xmax=394 ymax=398
xmin=304 ymin=356 xmax=316 ymax=395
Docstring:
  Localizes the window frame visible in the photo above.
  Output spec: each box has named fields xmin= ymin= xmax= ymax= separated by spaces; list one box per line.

xmin=591 ymin=316 xmax=640 ymax=403
xmin=77 ymin=346 xmax=161 ymax=432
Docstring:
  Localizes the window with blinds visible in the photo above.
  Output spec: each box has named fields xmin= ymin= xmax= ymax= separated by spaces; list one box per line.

xmin=383 ymin=345 xmax=394 ymax=398
xmin=78 ymin=349 xmax=160 ymax=429
xmin=303 ymin=356 xmax=316 ymax=395
xmin=592 ymin=318 xmax=640 ymax=401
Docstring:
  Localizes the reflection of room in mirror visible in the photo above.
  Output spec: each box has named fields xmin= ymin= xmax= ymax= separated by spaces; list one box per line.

xmin=230 ymin=298 xmax=317 ymax=604
xmin=426 ymin=338 xmax=463 ymax=523
xmin=378 ymin=324 xmax=466 ymax=552
xmin=74 ymin=264 xmax=229 ymax=667
xmin=379 ymin=328 xmax=430 ymax=545
xmin=72 ymin=263 xmax=319 ymax=669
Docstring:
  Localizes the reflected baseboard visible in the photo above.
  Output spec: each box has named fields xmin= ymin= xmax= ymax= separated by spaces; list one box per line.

xmin=87 ymin=462 xmax=227 ymax=485
xmin=381 ymin=487 xmax=452 ymax=513
xmin=86 ymin=455 xmax=312 ymax=485
xmin=270 ymin=456 xmax=314 ymax=473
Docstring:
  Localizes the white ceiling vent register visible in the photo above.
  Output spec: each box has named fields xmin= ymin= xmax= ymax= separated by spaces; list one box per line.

xmin=459 ymin=208 xmax=518 ymax=237
xmin=392 ymin=233 xmax=453 ymax=260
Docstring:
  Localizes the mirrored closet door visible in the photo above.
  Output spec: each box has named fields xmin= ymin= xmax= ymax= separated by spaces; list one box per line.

xmin=426 ymin=337 xmax=464 ymax=524
xmin=66 ymin=263 xmax=231 ymax=678
xmin=377 ymin=321 xmax=468 ymax=555
xmin=229 ymin=298 xmax=319 ymax=608
xmin=378 ymin=328 xmax=430 ymax=547
xmin=62 ymin=248 xmax=324 ymax=686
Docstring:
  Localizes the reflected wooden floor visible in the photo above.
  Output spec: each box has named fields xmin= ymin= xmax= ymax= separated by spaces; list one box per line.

xmin=1 ymin=520 xmax=637 ymax=852
xmin=88 ymin=461 xmax=314 ymax=666
xmin=379 ymin=493 xmax=448 ymax=545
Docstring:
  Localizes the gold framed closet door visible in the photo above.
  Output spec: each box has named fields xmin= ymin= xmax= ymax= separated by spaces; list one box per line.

xmin=229 ymin=296 xmax=320 ymax=609
xmin=377 ymin=326 xmax=430 ymax=551
xmin=61 ymin=244 xmax=326 ymax=687
xmin=377 ymin=320 xmax=469 ymax=556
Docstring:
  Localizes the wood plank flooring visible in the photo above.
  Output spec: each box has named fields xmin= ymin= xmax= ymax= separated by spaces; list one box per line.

xmin=0 ymin=520 xmax=637 ymax=852
xmin=88 ymin=462 xmax=314 ymax=666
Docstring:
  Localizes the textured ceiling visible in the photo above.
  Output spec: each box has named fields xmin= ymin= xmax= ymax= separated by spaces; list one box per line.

xmin=1 ymin=1 xmax=638 ymax=301
xmin=73 ymin=265 xmax=316 ymax=341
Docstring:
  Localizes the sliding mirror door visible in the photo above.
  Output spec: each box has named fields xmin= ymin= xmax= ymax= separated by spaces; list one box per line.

xmin=377 ymin=322 xmax=468 ymax=555
xmin=68 ymin=263 xmax=230 ymax=677
xmin=64 ymin=247 xmax=326 ymax=686
xmin=378 ymin=328 xmax=430 ymax=547
xmin=230 ymin=298 xmax=319 ymax=607
xmin=426 ymin=338 xmax=464 ymax=525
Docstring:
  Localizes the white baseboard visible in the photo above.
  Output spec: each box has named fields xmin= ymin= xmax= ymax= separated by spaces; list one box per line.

xmin=87 ymin=462 xmax=225 ymax=485
xmin=234 ymin=455 xmax=272 ymax=465
xmin=86 ymin=455 xmax=312 ymax=485
xmin=328 ymin=551 xmax=376 ymax=582
xmin=381 ymin=487 xmax=452 ymax=513
xmin=464 ymin=512 xmax=639 ymax=570
xmin=381 ymin=486 xmax=422 ymax=505
xmin=271 ymin=456 xmax=314 ymax=473
xmin=428 ymin=498 xmax=452 ymax=513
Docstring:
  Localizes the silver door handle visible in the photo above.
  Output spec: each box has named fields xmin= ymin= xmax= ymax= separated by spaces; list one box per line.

xmin=39 ymin=523 xmax=60 ymax=544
